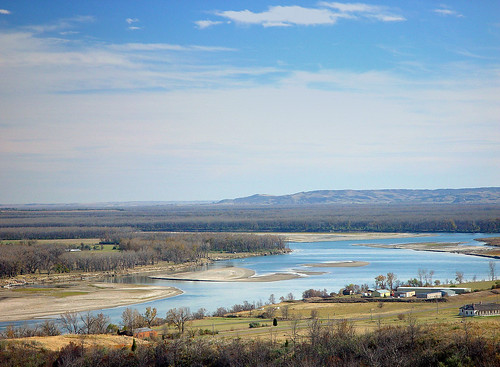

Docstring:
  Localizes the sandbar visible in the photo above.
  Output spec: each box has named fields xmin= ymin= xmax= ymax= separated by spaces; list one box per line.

xmin=151 ymin=267 xmax=302 ymax=282
xmin=0 ymin=283 xmax=182 ymax=322
xmin=277 ymin=232 xmax=429 ymax=243
xmin=302 ymin=261 xmax=369 ymax=268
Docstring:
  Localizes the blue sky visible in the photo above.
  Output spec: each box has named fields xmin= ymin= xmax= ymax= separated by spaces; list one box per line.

xmin=0 ymin=1 xmax=499 ymax=203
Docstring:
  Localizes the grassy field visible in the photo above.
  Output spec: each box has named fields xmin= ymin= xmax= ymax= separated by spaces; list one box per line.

xmin=173 ymin=287 xmax=500 ymax=342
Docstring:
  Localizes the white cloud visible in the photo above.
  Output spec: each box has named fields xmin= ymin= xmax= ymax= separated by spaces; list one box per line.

xmin=207 ymin=3 xmax=405 ymax=28
xmin=433 ymin=8 xmax=464 ymax=17
xmin=0 ymin=9 xmax=11 ymax=15
xmin=128 ymin=26 xmax=142 ymax=31
xmin=126 ymin=18 xmax=139 ymax=24
xmin=195 ymin=20 xmax=223 ymax=29
xmin=214 ymin=6 xmax=341 ymax=27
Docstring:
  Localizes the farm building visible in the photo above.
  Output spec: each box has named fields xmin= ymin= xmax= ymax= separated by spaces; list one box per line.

xmin=394 ymin=290 xmax=415 ymax=298
xmin=372 ymin=289 xmax=390 ymax=298
xmin=416 ymin=291 xmax=442 ymax=299
xmin=134 ymin=327 xmax=158 ymax=339
xmin=459 ymin=303 xmax=500 ymax=317
xmin=397 ymin=286 xmax=470 ymax=295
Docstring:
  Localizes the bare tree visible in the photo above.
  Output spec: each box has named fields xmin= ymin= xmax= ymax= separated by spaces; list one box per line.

xmin=121 ymin=308 xmax=143 ymax=332
xmin=268 ymin=294 xmax=276 ymax=305
xmin=455 ymin=271 xmax=464 ymax=284
xmin=489 ymin=261 xmax=496 ymax=281
xmin=60 ymin=311 xmax=80 ymax=334
xmin=143 ymin=307 xmax=158 ymax=327
xmin=374 ymin=275 xmax=386 ymax=289
xmin=386 ymin=272 xmax=397 ymax=291
xmin=280 ymin=304 xmax=290 ymax=320
xmin=166 ymin=307 xmax=191 ymax=334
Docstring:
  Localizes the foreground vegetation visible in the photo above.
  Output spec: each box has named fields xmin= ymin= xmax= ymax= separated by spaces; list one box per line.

xmin=1 ymin=314 xmax=499 ymax=366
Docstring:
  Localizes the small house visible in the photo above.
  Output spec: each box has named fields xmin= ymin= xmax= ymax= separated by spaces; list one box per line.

xmin=372 ymin=289 xmax=390 ymax=298
xmin=134 ymin=327 xmax=158 ymax=339
xmin=459 ymin=303 xmax=500 ymax=317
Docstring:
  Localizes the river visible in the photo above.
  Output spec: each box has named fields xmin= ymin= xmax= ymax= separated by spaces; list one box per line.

xmin=1 ymin=232 xmax=499 ymax=329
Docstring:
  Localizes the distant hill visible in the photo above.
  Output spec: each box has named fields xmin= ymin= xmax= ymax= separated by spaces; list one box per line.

xmin=218 ymin=187 xmax=500 ymax=205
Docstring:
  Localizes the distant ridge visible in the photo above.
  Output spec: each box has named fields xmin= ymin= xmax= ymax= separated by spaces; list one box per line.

xmin=218 ymin=187 xmax=500 ymax=205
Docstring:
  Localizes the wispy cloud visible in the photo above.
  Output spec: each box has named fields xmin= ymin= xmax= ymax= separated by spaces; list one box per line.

xmin=195 ymin=20 xmax=224 ymax=29
xmin=320 ymin=2 xmax=406 ymax=22
xmin=433 ymin=7 xmax=464 ymax=18
xmin=0 ymin=9 xmax=11 ymax=15
xmin=203 ymin=3 xmax=405 ymax=28
xmin=26 ymin=15 xmax=94 ymax=34
xmin=112 ymin=43 xmax=235 ymax=52
xmin=125 ymin=18 xmax=141 ymax=30
xmin=126 ymin=18 xmax=139 ymax=24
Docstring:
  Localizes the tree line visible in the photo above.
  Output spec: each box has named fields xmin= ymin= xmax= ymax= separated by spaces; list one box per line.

xmin=0 ymin=233 xmax=287 ymax=278
xmin=1 ymin=203 xmax=499 ymax=240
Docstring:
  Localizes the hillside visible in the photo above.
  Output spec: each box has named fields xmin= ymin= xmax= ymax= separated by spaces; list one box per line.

xmin=218 ymin=187 xmax=500 ymax=205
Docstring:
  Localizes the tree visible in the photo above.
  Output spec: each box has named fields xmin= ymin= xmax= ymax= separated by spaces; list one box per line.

xmin=375 ymin=275 xmax=386 ymax=289
xmin=273 ymin=318 xmax=278 ymax=327
xmin=386 ymin=273 xmax=397 ymax=291
xmin=166 ymin=307 xmax=191 ymax=334
xmin=455 ymin=271 xmax=464 ymax=284
xmin=143 ymin=307 xmax=157 ymax=327
xmin=281 ymin=305 xmax=290 ymax=320
xmin=121 ymin=308 xmax=142 ymax=332
xmin=60 ymin=311 xmax=80 ymax=334
xmin=489 ymin=261 xmax=496 ymax=281
xmin=268 ymin=294 xmax=276 ymax=305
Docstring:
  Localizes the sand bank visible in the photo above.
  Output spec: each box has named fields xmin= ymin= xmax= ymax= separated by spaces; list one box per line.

xmin=151 ymin=267 xmax=302 ymax=282
xmin=0 ymin=283 xmax=182 ymax=322
xmin=302 ymin=261 xmax=370 ymax=268
xmin=279 ymin=232 xmax=428 ymax=243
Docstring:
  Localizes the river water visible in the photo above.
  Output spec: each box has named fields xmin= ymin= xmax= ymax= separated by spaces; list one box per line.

xmin=1 ymin=233 xmax=499 ymax=329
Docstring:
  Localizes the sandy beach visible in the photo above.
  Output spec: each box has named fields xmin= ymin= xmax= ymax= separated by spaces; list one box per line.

xmin=0 ymin=283 xmax=182 ymax=322
xmin=302 ymin=261 xmax=370 ymax=268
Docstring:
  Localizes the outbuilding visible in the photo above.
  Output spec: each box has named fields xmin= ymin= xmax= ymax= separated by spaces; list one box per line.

xmin=416 ymin=291 xmax=442 ymax=299
xmin=134 ymin=327 xmax=158 ymax=339
xmin=372 ymin=289 xmax=390 ymax=298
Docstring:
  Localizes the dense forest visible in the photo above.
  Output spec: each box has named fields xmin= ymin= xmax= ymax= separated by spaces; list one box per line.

xmin=0 ymin=233 xmax=287 ymax=278
xmin=0 ymin=203 xmax=499 ymax=239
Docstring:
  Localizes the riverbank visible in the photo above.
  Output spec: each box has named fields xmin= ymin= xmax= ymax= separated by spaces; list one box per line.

xmin=0 ymin=250 xmax=287 ymax=288
xmin=0 ymin=283 xmax=182 ymax=322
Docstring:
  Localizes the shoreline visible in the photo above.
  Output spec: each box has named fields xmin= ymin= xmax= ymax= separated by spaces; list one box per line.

xmin=0 ymin=283 xmax=183 ymax=323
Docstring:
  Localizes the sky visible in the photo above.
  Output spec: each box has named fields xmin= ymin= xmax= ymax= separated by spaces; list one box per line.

xmin=0 ymin=1 xmax=499 ymax=204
